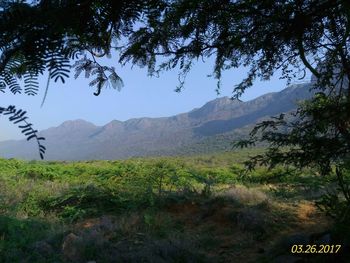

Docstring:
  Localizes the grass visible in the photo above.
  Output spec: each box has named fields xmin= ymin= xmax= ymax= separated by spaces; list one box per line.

xmin=0 ymin=151 xmax=345 ymax=262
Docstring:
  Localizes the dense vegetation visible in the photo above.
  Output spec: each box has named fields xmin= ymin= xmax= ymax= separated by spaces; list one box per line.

xmin=0 ymin=151 xmax=347 ymax=262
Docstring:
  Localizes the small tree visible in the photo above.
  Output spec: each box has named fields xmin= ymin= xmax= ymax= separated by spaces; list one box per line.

xmin=235 ymin=91 xmax=350 ymax=227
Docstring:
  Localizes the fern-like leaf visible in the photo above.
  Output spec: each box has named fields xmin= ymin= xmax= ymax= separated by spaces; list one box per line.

xmin=0 ymin=105 xmax=46 ymax=159
xmin=45 ymin=50 xmax=71 ymax=84
xmin=24 ymin=73 xmax=39 ymax=95
xmin=0 ymin=72 xmax=21 ymax=94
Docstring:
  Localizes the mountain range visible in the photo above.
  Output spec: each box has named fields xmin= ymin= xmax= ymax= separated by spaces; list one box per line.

xmin=0 ymin=82 xmax=313 ymax=160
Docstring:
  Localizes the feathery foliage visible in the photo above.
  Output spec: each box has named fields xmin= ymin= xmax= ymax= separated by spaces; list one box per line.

xmin=0 ymin=0 xmax=152 ymax=97
xmin=121 ymin=0 xmax=350 ymax=96
xmin=0 ymin=105 xmax=45 ymax=159
xmin=1 ymin=1 xmax=348 ymax=97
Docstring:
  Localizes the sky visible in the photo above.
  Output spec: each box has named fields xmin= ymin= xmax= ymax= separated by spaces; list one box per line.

xmin=0 ymin=56 xmax=308 ymax=141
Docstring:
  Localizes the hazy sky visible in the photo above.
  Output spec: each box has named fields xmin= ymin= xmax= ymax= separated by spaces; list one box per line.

xmin=0 ymin=56 xmax=307 ymax=141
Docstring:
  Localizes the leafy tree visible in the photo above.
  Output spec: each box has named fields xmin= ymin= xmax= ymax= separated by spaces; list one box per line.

xmin=232 ymin=90 xmax=350 ymax=244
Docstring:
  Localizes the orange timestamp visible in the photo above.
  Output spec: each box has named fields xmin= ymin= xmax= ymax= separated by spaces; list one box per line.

xmin=291 ymin=244 xmax=342 ymax=254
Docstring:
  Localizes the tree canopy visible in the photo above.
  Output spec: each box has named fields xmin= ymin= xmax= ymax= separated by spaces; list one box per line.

xmin=0 ymin=0 xmax=155 ymax=96
xmin=0 ymin=0 xmax=348 ymax=97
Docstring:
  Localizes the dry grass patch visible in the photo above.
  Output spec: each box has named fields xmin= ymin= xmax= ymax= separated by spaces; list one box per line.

xmin=217 ymin=184 xmax=269 ymax=205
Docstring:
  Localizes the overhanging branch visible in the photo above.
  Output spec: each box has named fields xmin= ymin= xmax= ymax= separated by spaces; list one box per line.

xmin=297 ymin=37 xmax=321 ymax=79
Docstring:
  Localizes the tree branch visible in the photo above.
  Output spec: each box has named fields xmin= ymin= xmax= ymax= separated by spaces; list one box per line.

xmin=297 ymin=36 xmax=320 ymax=78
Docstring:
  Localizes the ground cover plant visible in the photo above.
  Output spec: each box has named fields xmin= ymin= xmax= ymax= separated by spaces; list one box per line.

xmin=0 ymin=150 xmax=346 ymax=262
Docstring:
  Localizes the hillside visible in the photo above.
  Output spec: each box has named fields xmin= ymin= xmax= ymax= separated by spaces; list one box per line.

xmin=0 ymin=83 xmax=313 ymax=160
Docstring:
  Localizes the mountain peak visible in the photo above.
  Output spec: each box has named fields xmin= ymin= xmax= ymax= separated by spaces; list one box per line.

xmin=188 ymin=96 xmax=241 ymax=120
xmin=102 ymin=120 xmax=123 ymax=131
xmin=59 ymin=119 xmax=96 ymax=128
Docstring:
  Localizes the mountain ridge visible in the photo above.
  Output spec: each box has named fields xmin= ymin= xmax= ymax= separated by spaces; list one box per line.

xmin=0 ymin=83 xmax=314 ymax=160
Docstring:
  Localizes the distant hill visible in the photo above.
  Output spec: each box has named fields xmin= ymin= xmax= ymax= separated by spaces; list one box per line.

xmin=0 ymin=83 xmax=314 ymax=160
